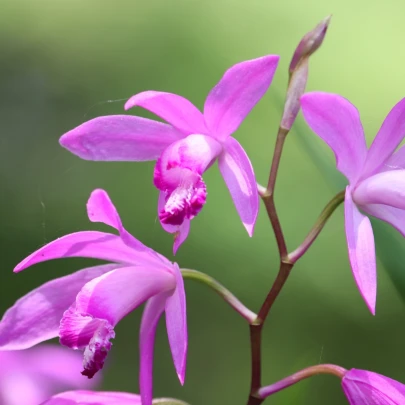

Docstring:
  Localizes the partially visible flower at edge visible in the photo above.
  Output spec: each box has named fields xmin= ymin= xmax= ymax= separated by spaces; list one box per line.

xmin=0 ymin=189 xmax=187 ymax=405
xmin=301 ymin=91 xmax=405 ymax=314
xmin=40 ymin=390 xmax=141 ymax=405
xmin=41 ymin=390 xmax=190 ymax=405
xmin=342 ymin=369 xmax=405 ymax=404
xmin=59 ymin=55 xmax=280 ymax=253
xmin=0 ymin=345 xmax=99 ymax=405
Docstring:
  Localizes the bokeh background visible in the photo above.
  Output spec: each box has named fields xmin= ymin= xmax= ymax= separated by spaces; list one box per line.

xmin=1 ymin=1 xmax=405 ymax=404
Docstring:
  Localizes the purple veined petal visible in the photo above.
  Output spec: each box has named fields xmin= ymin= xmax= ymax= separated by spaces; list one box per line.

xmin=14 ymin=232 xmax=138 ymax=273
xmin=362 ymin=98 xmax=405 ymax=177
xmin=342 ymin=369 xmax=405 ymax=404
xmin=59 ymin=115 xmax=184 ymax=161
xmin=0 ymin=264 xmax=117 ymax=350
xmin=204 ymin=55 xmax=280 ymax=141
xmin=362 ymin=203 xmax=405 ymax=238
xmin=86 ymin=189 xmax=165 ymax=265
xmin=124 ymin=91 xmax=207 ymax=135
xmin=353 ymin=170 xmax=405 ymax=210
xmin=157 ymin=192 xmax=191 ymax=254
xmin=218 ymin=137 xmax=258 ymax=236
xmin=40 ymin=390 xmax=141 ymax=405
xmin=345 ymin=187 xmax=377 ymax=315
xmin=139 ymin=292 xmax=170 ymax=405
xmin=74 ymin=266 xmax=175 ymax=326
xmin=300 ymin=92 xmax=367 ymax=184
xmin=164 ymin=263 xmax=187 ymax=384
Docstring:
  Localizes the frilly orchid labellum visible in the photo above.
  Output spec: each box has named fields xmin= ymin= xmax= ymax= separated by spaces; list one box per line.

xmin=0 ymin=189 xmax=187 ymax=405
xmin=59 ymin=55 xmax=279 ymax=253
xmin=2 ymin=15 xmax=404 ymax=405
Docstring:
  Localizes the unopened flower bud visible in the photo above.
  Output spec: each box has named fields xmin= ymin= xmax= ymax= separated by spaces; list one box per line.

xmin=281 ymin=15 xmax=331 ymax=130
xmin=289 ymin=15 xmax=331 ymax=75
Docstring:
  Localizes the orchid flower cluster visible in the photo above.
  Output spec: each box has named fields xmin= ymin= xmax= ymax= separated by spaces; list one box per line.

xmin=2 ymin=16 xmax=405 ymax=405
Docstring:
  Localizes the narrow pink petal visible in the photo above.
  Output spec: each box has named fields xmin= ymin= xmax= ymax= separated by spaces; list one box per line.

xmin=204 ymin=55 xmax=279 ymax=141
xmin=218 ymin=137 xmax=258 ymax=236
xmin=59 ymin=115 xmax=183 ymax=161
xmin=173 ymin=220 xmax=190 ymax=255
xmin=157 ymin=192 xmax=191 ymax=254
xmin=14 ymin=232 xmax=138 ymax=272
xmin=362 ymin=203 xmax=405 ymax=237
xmin=124 ymin=91 xmax=207 ymax=135
xmin=345 ymin=187 xmax=376 ymax=314
xmin=362 ymin=98 xmax=405 ymax=177
xmin=139 ymin=292 xmax=169 ymax=405
xmin=343 ymin=369 xmax=405 ymax=404
xmin=300 ymin=92 xmax=367 ymax=184
xmin=165 ymin=264 xmax=187 ymax=384
xmin=74 ymin=266 xmax=175 ymax=325
xmin=353 ymin=170 xmax=405 ymax=209
xmin=87 ymin=189 xmax=165 ymax=264
xmin=40 ymin=390 xmax=141 ymax=405
xmin=0 ymin=264 xmax=117 ymax=350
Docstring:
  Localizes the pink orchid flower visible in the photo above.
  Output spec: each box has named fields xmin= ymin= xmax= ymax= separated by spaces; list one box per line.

xmin=0 ymin=189 xmax=187 ymax=405
xmin=301 ymin=92 xmax=405 ymax=314
xmin=0 ymin=345 xmax=98 ymax=405
xmin=342 ymin=369 xmax=405 ymax=404
xmin=59 ymin=55 xmax=280 ymax=253
xmin=41 ymin=390 xmax=142 ymax=405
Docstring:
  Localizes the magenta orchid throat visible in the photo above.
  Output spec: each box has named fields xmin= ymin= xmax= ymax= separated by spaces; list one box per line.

xmin=2 ymin=15 xmax=405 ymax=405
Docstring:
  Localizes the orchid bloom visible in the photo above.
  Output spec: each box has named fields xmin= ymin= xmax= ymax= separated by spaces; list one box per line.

xmin=59 ymin=55 xmax=280 ymax=253
xmin=0 ymin=189 xmax=187 ymax=405
xmin=0 ymin=345 xmax=98 ymax=405
xmin=342 ymin=369 xmax=405 ymax=404
xmin=40 ymin=390 xmax=142 ymax=405
xmin=301 ymin=92 xmax=405 ymax=314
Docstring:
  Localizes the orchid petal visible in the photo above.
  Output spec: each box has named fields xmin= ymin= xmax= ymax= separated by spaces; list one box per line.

xmin=362 ymin=203 xmax=405 ymax=238
xmin=164 ymin=263 xmax=187 ymax=384
xmin=59 ymin=308 xmax=115 ymax=378
xmin=0 ymin=264 xmax=117 ymax=350
xmin=345 ymin=187 xmax=376 ymax=314
xmin=204 ymin=55 xmax=279 ymax=141
xmin=300 ymin=92 xmax=367 ymax=184
xmin=87 ymin=189 xmax=163 ymax=262
xmin=40 ymin=390 xmax=141 ymax=405
xmin=14 ymin=232 xmax=138 ymax=272
xmin=343 ymin=369 xmax=405 ymax=404
xmin=124 ymin=91 xmax=207 ymax=135
xmin=21 ymin=345 xmax=100 ymax=387
xmin=380 ymin=143 xmax=405 ymax=172
xmin=362 ymin=98 xmax=405 ymax=177
xmin=139 ymin=292 xmax=169 ymax=405
xmin=59 ymin=115 xmax=184 ymax=161
xmin=173 ymin=220 xmax=190 ymax=255
xmin=158 ymin=192 xmax=191 ymax=254
xmin=74 ymin=266 xmax=175 ymax=325
xmin=218 ymin=137 xmax=258 ymax=236
xmin=353 ymin=170 xmax=405 ymax=210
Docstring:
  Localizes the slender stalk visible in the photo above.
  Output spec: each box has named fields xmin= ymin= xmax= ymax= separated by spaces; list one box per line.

xmin=289 ymin=190 xmax=345 ymax=263
xmin=262 ymin=126 xmax=290 ymax=259
xmin=181 ymin=269 xmax=257 ymax=324
xmin=258 ymin=364 xmax=346 ymax=399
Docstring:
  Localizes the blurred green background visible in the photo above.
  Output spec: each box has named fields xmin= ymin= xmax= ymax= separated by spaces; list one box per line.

xmin=1 ymin=1 xmax=405 ymax=404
